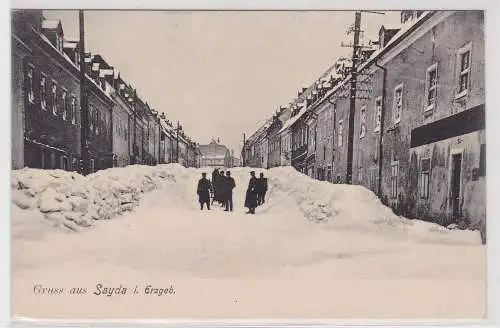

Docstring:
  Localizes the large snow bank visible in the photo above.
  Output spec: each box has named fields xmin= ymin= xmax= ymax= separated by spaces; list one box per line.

xmin=227 ymin=166 xmax=482 ymax=245
xmin=11 ymin=164 xmax=482 ymax=245
xmin=11 ymin=165 xmax=182 ymax=233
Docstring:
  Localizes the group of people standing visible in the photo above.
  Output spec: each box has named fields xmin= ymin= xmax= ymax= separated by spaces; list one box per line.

xmin=196 ymin=169 xmax=268 ymax=215
xmin=243 ymin=171 xmax=268 ymax=214
xmin=211 ymin=168 xmax=236 ymax=211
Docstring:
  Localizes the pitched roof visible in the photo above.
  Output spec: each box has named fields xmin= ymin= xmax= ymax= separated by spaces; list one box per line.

xmin=198 ymin=141 xmax=229 ymax=158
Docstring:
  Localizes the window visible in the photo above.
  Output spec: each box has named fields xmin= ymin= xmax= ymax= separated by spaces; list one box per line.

xmin=479 ymin=143 xmax=486 ymax=177
xmin=90 ymin=159 xmax=95 ymax=173
xmin=40 ymin=74 xmax=47 ymax=110
xmin=71 ymin=97 xmax=77 ymax=125
xmin=457 ymin=44 xmax=472 ymax=98
xmin=431 ymin=27 xmax=436 ymax=44
xmin=393 ymin=84 xmax=403 ymax=124
xmin=26 ymin=65 xmax=35 ymax=104
xmin=52 ymin=83 xmax=57 ymax=115
xmin=360 ymin=106 xmax=366 ymax=138
xmin=56 ymin=34 xmax=63 ymax=52
xmin=60 ymin=156 xmax=69 ymax=170
xmin=370 ymin=166 xmax=378 ymax=189
xmin=374 ymin=97 xmax=382 ymax=132
xmin=391 ymin=161 xmax=399 ymax=198
xmin=323 ymin=145 xmax=326 ymax=161
xmin=89 ymin=105 xmax=94 ymax=131
xmin=426 ymin=63 xmax=438 ymax=111
xmin=420 ymin=158 xmax=430 ymax=199
xmin=338 ymin=120 xmax=343 ymax=147
xmin=61 ymin=91 xmax=67 ymax=120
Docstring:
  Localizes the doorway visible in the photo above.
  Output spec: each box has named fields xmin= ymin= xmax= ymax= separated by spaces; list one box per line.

xmin=450 ymin=153 xmax=462 ymax=222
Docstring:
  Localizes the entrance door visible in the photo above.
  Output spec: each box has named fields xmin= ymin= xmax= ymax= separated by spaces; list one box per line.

xmin=451 ymin=153 xmax=462 ymax=222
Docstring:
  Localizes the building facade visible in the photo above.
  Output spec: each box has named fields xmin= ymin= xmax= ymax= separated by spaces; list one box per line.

xmin=11 ymin=10 xmax=199 ymax=172
xmin=243 ymin=10 xmax=485 ymax=238
xmin=199 ymin=139 xmax=232 ymax=168
xmin=13 ymin=11 xmax=82 ymax=171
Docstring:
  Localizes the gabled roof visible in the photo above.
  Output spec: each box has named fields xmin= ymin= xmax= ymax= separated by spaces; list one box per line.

xmin=198 ymin=141 xmax=229 ymax=158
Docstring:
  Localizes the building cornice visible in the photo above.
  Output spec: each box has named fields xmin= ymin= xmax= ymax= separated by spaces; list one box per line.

xmin=378 ymin=11 xmax=453 ymax=66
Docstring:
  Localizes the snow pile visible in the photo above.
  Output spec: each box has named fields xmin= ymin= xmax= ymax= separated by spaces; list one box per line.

xmin=11 ymin=165 xmax=180 ymax=233
xmin=11 ymin=164 xmax=482 ymax=245
xmin=256 ymin=166 xmax=481 ymax=245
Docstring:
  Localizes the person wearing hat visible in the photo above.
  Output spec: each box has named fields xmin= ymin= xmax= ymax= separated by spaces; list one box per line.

xmin=197 ymin=172 xmax=212 ymax=210
xmin=244 ymin=171 xmax=258 ymax=214
xmin=224 ymin=171 xmax=236 ymax=212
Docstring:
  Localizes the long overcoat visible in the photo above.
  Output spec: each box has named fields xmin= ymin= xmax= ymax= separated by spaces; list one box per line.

xmin=244 ymin=176 xmax=258 ymax=209
xmin=197 ymin=178 xmax=212 ymax=203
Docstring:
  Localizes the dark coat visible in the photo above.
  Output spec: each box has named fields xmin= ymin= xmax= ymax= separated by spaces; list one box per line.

xmin=197 ymin=178 xmax=212 ymax=203
xmin=226 ymin=176 xmax=236 ymax=193
xmin=256 ymin=177 xmax=268 ymax=194
xmin=218 ymin=176 xmax=228 ymax=200
xmin=244 ymin=176 xmax=258 ymax=208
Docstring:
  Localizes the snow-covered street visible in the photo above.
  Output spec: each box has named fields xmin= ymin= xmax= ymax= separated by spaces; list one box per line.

xmin=11 ymin=165 xmax=486 ymax=319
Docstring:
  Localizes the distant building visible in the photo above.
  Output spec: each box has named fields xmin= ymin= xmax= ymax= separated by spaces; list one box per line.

xmin=199 ymin=139 xmax=232 ymax=168
xmin=231 ymin=156 xmax=241 ymax=167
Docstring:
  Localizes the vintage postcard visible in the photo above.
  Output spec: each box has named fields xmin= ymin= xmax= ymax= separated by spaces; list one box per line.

xmin=10 ymin=8 xmax=487 ymax=321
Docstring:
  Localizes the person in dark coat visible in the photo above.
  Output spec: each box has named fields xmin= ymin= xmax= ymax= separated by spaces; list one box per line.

xmin=197 ymin=172 xmax=212 ymax=210
xmin=224 ymin=171 xmax=236 ymax=212
xmin=211 ymin=169 xmax=219 ymax=205
xmin=218 ymin=170 xmax=225 ymax=205
xmin=256 ymin=172 xmax=268 ymax=206
xmin=244 ymin=171 xmax=258 ymax=214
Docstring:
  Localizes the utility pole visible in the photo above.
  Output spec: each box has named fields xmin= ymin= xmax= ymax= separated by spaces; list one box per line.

xmin=242 ymin=133 xmax=246 ymax=167
xmin=176 ymin=121 xmax=180 ymax=163
xmin=346 ymin=11 xmax=361 ymax=184
xmin=78 ymin=10 xmax=88 ymax=175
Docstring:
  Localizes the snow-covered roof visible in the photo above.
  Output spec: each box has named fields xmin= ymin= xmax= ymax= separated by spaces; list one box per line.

xmin=199 ymin=142 xmax=229 ymax=158
xmin=278 ymin=105 xmax=308 ymax=134
xmin=42 ymin=20 xmax=60 ymax=29
xmin=63 ymin=42 xmax=78 ymax=49
xmin=314 ymin=11 xmax=433 ymax=108
xmin=357 ymin=11 xmax=433 ymax=72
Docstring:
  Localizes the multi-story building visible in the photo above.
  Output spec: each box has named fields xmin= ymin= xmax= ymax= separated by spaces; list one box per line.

xmin=159 ymin=114 xmax=176 ymax=164
xmin=315 ymin=99 xmax=335 ymax=181
xmin=111 ymin=73 xmax=134 ymax=167
xmin=11 ymin=10 xmax=199 ymax=172
xmin=12 ymin=11 xmax=83 ymax=171
xmin=266 ymin=106 xmax=291 ymax=168
xmin=86 ymin=56 xmax=114 ymax=172
xmin=244 ymin=10 xmax=485 ymax=237
xmin=199 ymin=139 xmax=232 ymax=168
xmin=350 ymin=11 xmax=485 ymax=232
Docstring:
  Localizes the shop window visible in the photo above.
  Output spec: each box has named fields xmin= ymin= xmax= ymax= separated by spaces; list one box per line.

xmin=420 ymin=158 xmax=430 ymax=199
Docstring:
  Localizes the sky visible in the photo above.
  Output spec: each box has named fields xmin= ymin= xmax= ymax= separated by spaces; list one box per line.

xmin=43 ymin=10 xmax=401 ymax=155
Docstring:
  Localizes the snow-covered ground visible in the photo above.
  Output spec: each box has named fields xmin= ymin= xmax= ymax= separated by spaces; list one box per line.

xmin=11 ymin=165 xmax=486 ymax=319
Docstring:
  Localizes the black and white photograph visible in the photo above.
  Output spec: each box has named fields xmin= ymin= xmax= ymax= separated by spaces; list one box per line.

xmin=9 ymin=7 xmax=489 ymax=321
